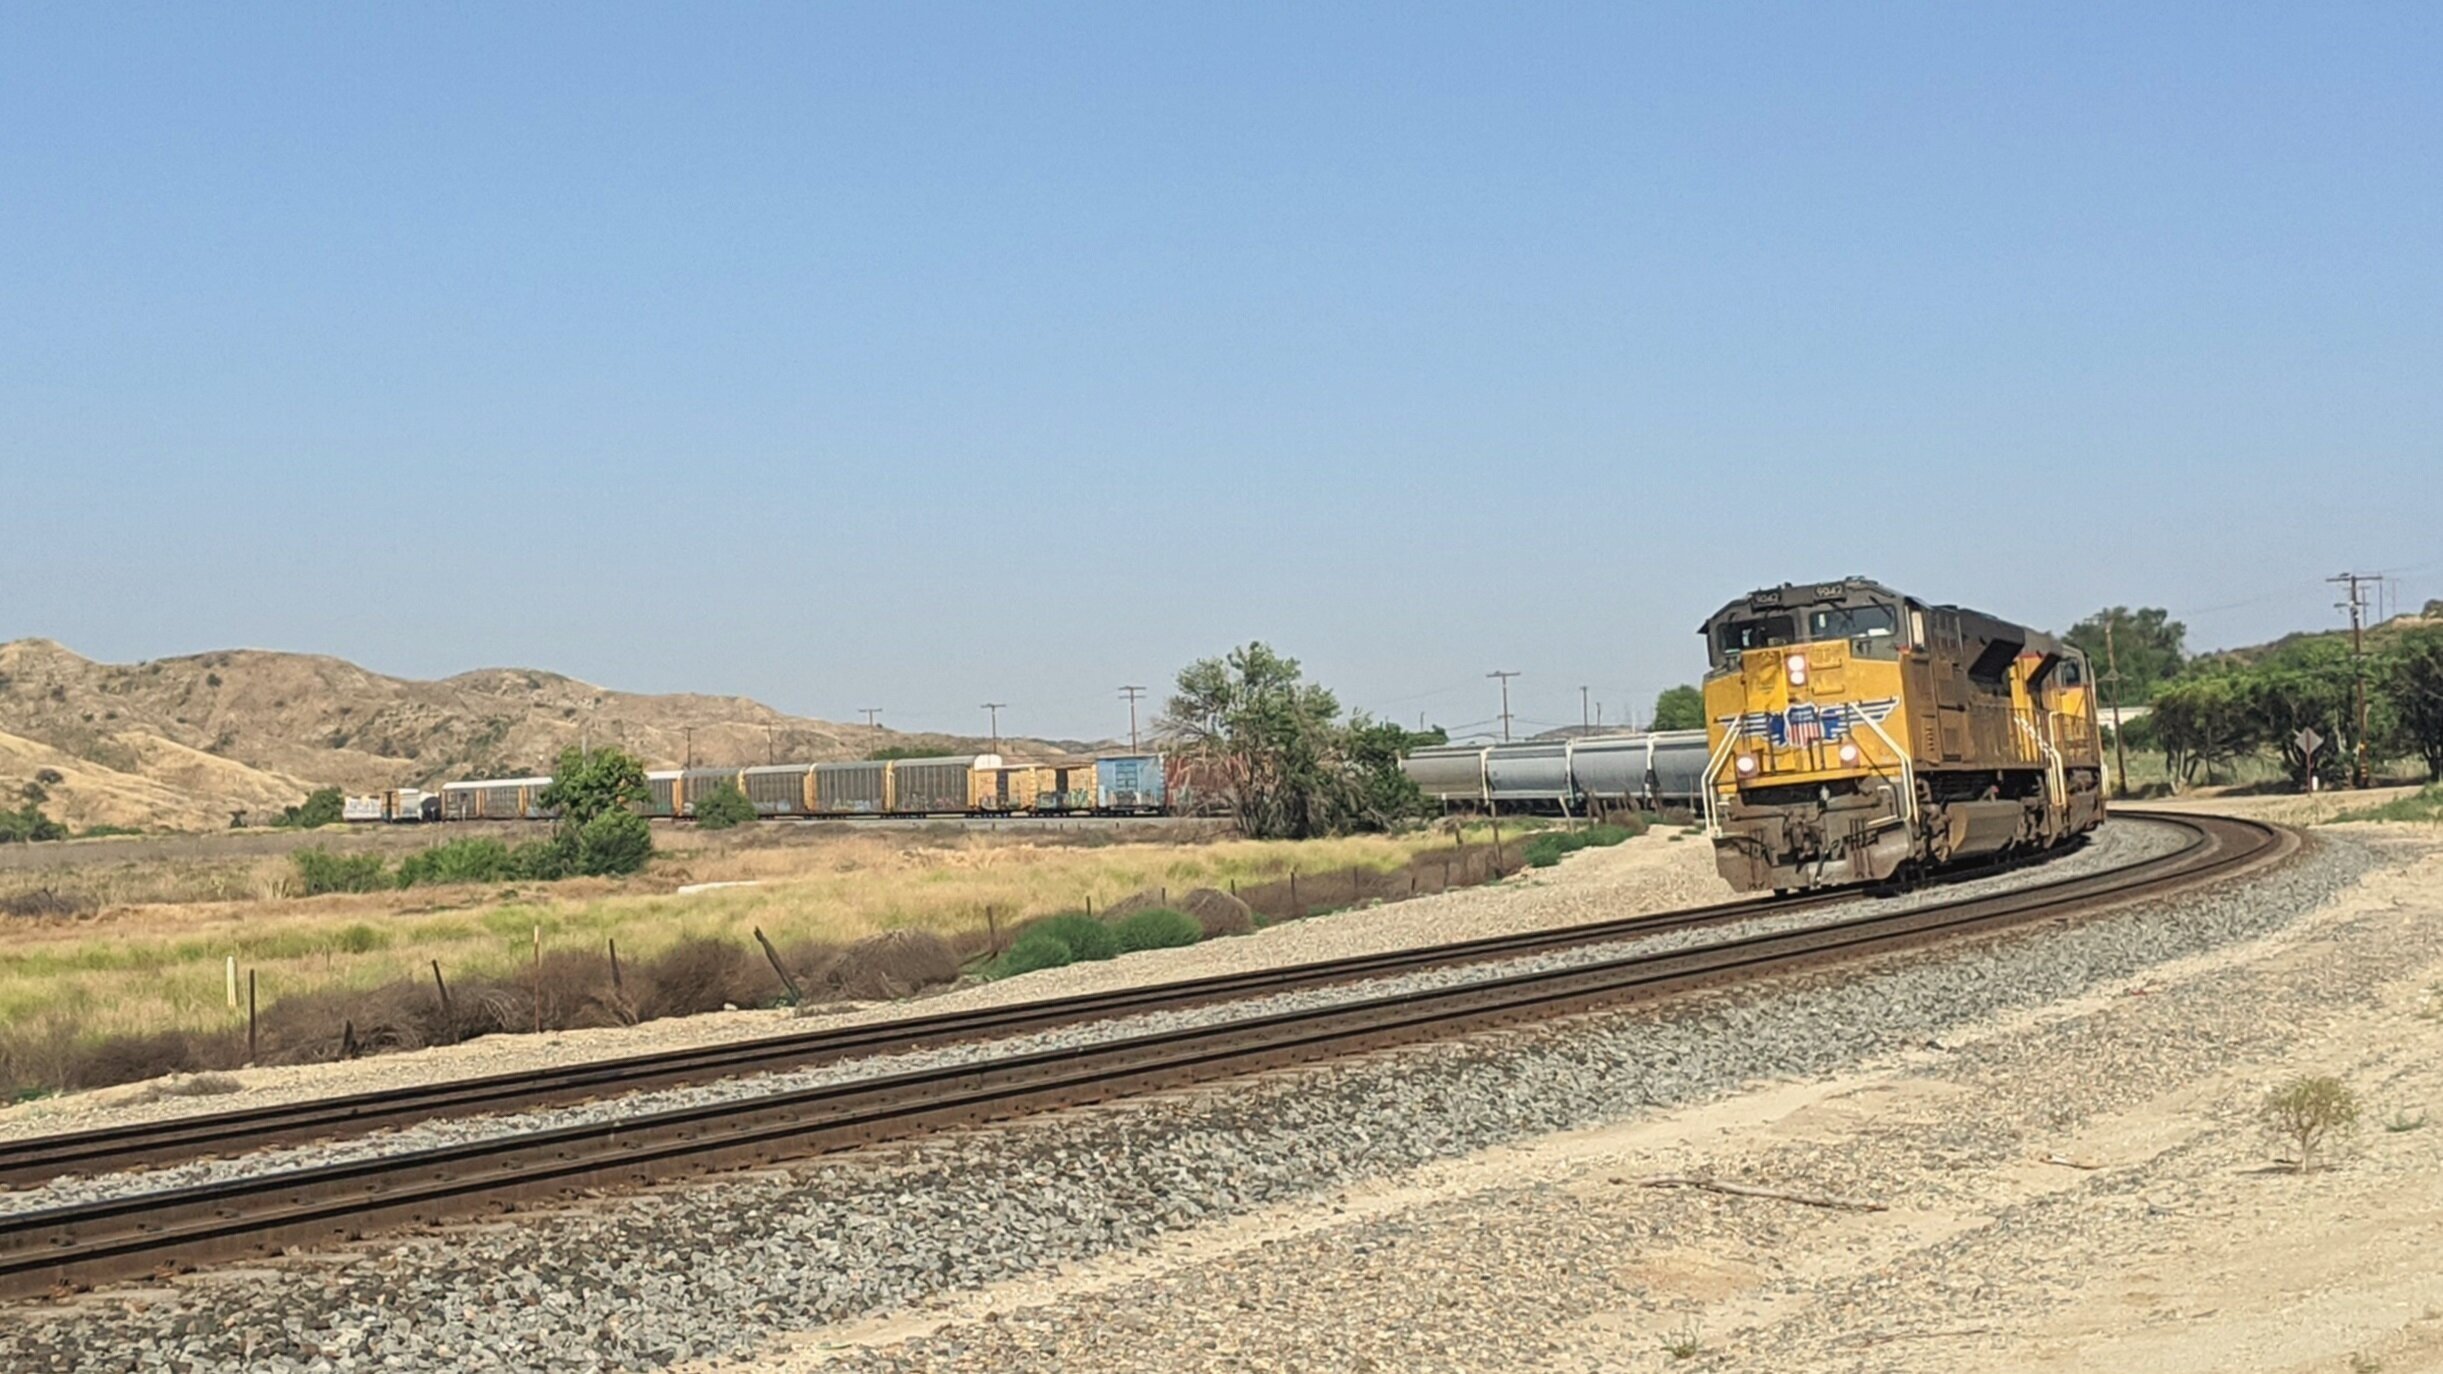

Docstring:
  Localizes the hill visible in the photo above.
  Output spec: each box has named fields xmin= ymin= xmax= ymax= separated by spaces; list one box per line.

xmin=0 ymin=639 xmax=1096 ymax=832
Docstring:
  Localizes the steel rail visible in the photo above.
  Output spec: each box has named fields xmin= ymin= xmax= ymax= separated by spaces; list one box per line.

xmin=0 ymin=811 xmax=2289 ymax=1300
xmin=0 ymin=828 xmax=2106 ymax=1186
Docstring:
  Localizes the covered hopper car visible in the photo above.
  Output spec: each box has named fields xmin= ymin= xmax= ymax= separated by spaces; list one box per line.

xmin=1402 ymin=731 xmax=1710 ymax=816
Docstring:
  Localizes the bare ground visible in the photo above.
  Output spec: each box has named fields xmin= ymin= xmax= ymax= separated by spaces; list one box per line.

xmin=715 ymin=825 xmax=2443 ymax=1374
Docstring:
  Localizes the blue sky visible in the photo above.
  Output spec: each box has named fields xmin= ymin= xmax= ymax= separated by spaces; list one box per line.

xmin=4 ymin=4 xmax=2438 ymax=742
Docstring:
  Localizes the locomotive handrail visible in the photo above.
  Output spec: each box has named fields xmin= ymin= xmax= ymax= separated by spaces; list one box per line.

xmin=1700 ymin=717 xmax=1742 ymax=838
xmin=1851 ymin=707 xmax=1919 ymax=828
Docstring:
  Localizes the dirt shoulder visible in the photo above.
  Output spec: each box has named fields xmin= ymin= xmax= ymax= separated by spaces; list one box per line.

xmin=737 ymin=825 xmax=2443 ymax=1374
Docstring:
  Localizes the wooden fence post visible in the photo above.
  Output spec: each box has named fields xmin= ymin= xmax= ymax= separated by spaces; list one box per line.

xmin=431 ymin=959 xmax=455 ymax=1042
xmin=1289 ymin=869 xmax=1299 ymax=917
xmin=753 ymin=926 xmax=804 ymax=1003
xmin=607 ymin=940 xmax=623 ymax=993
xmin=532 ymin=925 xmax=543 ymax=1035
xmin=246 ymin=969 xmax=258 ymax=1064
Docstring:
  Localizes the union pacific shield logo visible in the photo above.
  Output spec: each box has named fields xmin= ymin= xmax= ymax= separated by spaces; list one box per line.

xmin=1785 ymin=703 xmax=1824 ymax=746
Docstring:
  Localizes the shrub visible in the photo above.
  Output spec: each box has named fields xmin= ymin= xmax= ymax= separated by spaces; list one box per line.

xmin=2262 ymin=1074 xmax=2360 ymax=1173
xmin=824 ymin=929 xmax=960 ymax=1000
xmin=395 ymin=838 xmax=514 ymax=888
xmin=1112 ymin=908 xmax=1202 ymax=954
xmin=510 ymin=834 xmax=578 ymax=881
xmin=292 ymin=848 xmax=391 ymax=895
xmin=574 ymin=808 xmax=653 ymax=876
xmin=64 ymin=1029 xmax=243 ymax=1089
xmin=1181 ymin=887 xmax=1257 ymax=938
xmin=1032 ymin=912 xmax=1119 ymax=962
xmin=994 ymin=929 xmax=1078 ymax=977
xmin=0 ymin=802 xmax=68 ymax=844
xmin=0 ymin=887 xmax=97 ymax=920
xmin=276 ymin=787 xmax=346 ymax=829
xmin=692 ymin=782 xmax=758 ymax=831
xmin=631 ymin=937 xmax=763 ymax=1019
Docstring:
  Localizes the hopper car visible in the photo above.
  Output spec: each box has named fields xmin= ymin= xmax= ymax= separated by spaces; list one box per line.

xmin=1698 ymin=577 xmax=2104 ymax=893
xmin=1402 ymin=730 xmax=1711 ymax=815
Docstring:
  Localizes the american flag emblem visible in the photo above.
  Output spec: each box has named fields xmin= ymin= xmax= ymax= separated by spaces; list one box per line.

xmin=1785 ymin=703 xmax=1824 ymax=747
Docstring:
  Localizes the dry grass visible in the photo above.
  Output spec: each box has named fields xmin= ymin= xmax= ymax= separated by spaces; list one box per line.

xmin=0 ymin=824 xmax=1485 ymax=1072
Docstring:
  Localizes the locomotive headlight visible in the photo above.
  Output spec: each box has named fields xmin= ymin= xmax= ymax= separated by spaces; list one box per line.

xmin=1734 ymin=753 xmax=1759 ymax=776
xmin=1784 ymin=653 xmax=1808 ymax=687
xmin=1837 ymin=742 xmax=1861 ymax=766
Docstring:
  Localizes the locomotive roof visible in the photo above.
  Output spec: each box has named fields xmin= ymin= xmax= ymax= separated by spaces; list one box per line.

xmin=1699 ymin=577 xmax=2062 ymax=656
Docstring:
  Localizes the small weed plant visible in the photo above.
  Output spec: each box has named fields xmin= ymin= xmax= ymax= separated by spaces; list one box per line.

xmin=989 ymin=908 xmax=1205 ymax=977
xmin=1662 ymin=1316 xmax=1703 ymax=1360
xmin=1524 ymin=820 xmax=1644 ymax=869
xmin=2262 ymin=1074 xmax=2360 ymax=1173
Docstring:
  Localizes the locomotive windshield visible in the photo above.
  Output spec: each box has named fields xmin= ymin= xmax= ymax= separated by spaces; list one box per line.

xmin=1807 ymin=604 xmax=1896 ymax=642
xmin=1716 ymin=614 xmax=1796 ymax=656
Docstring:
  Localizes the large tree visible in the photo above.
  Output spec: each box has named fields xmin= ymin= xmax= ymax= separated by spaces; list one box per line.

xmin=2066 ymin=607 xmax=2188 ymax=703
xmin=1158 ymin=643 xmax=1431 ymax=838
xmin=1650 ymin=685 xmax=1705 ymax=731
xmin=2239 ymin=640 xmax=2357 ymax=788
xmin=2149 ymin=670 xmax=2254 ymax=787
xmin=2378 ymin=626 xmax=2443 ymax=780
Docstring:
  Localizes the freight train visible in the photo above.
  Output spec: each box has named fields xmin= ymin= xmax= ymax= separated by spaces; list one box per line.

xmin=415 ymin=753 xmax=1171 ymax=823
xmin=1699 ymin=577 xmax=2104 ymax=892
xmin=1400 ymin=730 xmax=1711 ymax=815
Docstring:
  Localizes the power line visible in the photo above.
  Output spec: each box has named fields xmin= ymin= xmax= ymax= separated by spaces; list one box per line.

xmin=1118 ymin=685 xmax=1147 ymax=753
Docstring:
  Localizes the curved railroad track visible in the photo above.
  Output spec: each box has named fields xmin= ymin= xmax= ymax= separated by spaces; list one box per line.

xmin=0 ymin=810 xmax=2290 ymax=1301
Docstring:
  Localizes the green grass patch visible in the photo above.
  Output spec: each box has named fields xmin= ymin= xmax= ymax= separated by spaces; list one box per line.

xmin=1523 ymin=821 xmax=1643 ymax=868
xmin=2329 ymin=784 xmax=2443 ymax=824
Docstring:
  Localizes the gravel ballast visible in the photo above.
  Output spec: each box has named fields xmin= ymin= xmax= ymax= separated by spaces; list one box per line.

xmin=0 ymin=822 xmax=2189 ymax=1218
xmin=0 ymin=822 xmax=2371 ymax=1374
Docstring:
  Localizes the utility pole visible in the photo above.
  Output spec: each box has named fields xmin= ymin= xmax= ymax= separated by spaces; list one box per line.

xmin=980 ymin=702 xmax=1006 ymax=754
xmin=2102 ymin=618 xmax=2130 ymax=799
xmin=1579 ymin=685 xmax=1590 ymax=734
xmin=684 ymin=726 xmax=694 ymax=770
xmin=1595 ymin=701 xmax=1604 ymax=730
xmin=859 ymin=707 xmax=881 ymax=732
xmin=767 ymin=723 xmax=776 ymax=766
xmin=1118 ymin=685 xmax=1147 ymax=753
xmin=2330 ymin=572 xmax=2375 ymax=788
xmin=1487 ymin=670 xmax=1520 ymax=743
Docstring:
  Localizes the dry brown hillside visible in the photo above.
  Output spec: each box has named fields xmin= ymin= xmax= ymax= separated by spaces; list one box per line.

xmin=0 ymin=639 xmax=1092 ymax=833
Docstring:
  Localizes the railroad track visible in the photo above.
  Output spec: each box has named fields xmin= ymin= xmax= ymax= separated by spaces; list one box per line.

xmin=0 ymin=810 xmax=2289 ymax=1300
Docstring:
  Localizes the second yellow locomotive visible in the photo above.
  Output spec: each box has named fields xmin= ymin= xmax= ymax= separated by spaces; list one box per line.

xmin=1699 ymin=578 xmax=2105 ymax=892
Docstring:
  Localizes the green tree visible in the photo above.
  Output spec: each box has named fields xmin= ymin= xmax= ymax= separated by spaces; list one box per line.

xmin=691 ymin=781 xmax=758 ymax=830
xmin=276 ymin=787 xmax=346 ymax=829
xmin=1650 ymin=685 xmax=1705 ymax=731
xmin=574 ymin=809 xmax=654 ymax=876
xmin=2378 ymin=626 xmax=2443 ymax=780
xmin=537 ymin=746 xmax=649 ymax=825
xmin=2066 ymin=607 xmax=2188 ymax=703
xmin=1159 ymin=643 xmax=1432 ymax=838
xmin=2240 ymin=640 xmax=2357 ymax=788
xmin=2149 ymin=670 xmax=2254 ymax=786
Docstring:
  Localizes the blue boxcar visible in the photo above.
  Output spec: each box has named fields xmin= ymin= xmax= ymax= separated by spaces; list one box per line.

xmin=1095 ymin=754 xmax=1166 ymax=813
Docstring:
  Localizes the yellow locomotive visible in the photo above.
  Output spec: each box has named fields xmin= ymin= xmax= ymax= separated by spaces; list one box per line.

xmin=1698 ymin=578 xmax=2105 ymax=892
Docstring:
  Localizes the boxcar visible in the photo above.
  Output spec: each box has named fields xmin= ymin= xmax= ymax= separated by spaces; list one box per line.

xmin=815 ymin=761 xmax=889 ymax=814
xmin=439 ymin=777 xmax=554 ymax=821
xmin=970 ymin=762 xmax=1041 ymax=813
xmin=1095 ymin=755 xmax=1166 ymax=813
xmin=741 ymin=764 xmax=816 ymax=816
xmin=890 ymin=755 xmax=989 ymax=815
xmin=1482 ymin=742 xmax=1573 ymax=806
xmin=643 ymin=770 xmax=683 ymax=818
xmin=1031 ymin=761 xmax=1098 ymax=812
xmin=678 ymin=767 xmax=744 ymax=816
